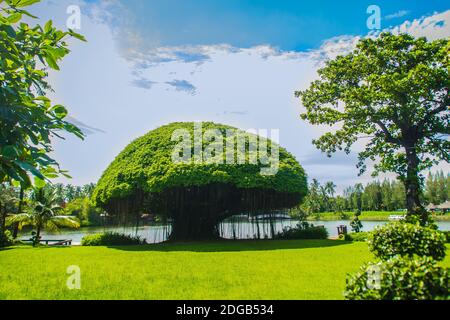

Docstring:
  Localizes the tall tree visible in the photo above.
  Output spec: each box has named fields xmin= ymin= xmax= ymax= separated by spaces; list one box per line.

xmin=296 ymin=33 xmax=449 ymax=225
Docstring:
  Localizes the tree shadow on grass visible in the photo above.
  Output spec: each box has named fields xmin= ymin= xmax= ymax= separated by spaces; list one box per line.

xmin=107 ymin=239 xmax=353 ymax=253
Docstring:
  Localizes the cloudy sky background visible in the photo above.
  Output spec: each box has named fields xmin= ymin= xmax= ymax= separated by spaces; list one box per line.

xmin=28 ymin=0 xmax=449 ymax=192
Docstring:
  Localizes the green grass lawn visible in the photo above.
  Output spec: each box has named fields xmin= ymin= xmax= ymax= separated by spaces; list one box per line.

xmin=1 ymin=240 xmax=450 ymax=300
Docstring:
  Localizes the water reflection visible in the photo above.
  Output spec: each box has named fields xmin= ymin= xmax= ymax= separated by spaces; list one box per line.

xmin=19 ymin=219 xmax=450 ymax=245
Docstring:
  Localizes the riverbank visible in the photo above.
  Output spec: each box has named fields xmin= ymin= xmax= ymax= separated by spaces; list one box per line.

xmin=307 ymin=211 xmax=450 ymax=221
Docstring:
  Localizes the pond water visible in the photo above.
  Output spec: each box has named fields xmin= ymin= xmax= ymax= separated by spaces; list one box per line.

xmin=19 ymin=219 xmax=450 ymax=245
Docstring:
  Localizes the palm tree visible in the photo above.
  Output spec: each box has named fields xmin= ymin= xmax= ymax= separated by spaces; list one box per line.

xmin=324 ymin=182 xmax=336 ymax=198
xmin=6 ymin=187 xmax=80 ymax=245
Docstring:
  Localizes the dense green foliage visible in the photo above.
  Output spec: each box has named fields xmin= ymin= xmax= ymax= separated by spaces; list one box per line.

xmin=275 ymin=222 xmax=329 ymax=240
xmin=368 ymin=222 xmax=447 ymax=261
xmin=0 ymin=183 xmax=17 ymax=243
xmin=345 ymin=256 xmax=449 ymax=300
xmin=92 ymin=122 xmax=307 ymax=207
xmin=0 ymin=0 xmax=85 ymax=188
xmin=64 ymin=197 xmax=103 ymax=227
xmin=81 ymin=232 xmax=146 ymax=246
xmin=297 ymin=33 xmax=449 ymax=224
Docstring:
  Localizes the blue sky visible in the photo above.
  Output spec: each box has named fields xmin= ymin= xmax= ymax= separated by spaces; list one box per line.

xmin=29 ymin=0 xmax=449 ymax=191
xmin=85 ymin=0 xmax=448 ymax=50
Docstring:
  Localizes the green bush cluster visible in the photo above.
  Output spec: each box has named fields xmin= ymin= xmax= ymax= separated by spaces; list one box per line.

xmin=344 ymin=232 xmax=370 ymax=242
xmin=345 ymin=222 xmax=449 ymax=300
xmin=345 ymin=257 xmax=449 ymax=300
xmin=368 ymin=222 xmax=447 ymax=261
xmin=275 ymin=222 xmax=329 ymax=240
xmin=81 ymin=232 xmax=146 ymax=246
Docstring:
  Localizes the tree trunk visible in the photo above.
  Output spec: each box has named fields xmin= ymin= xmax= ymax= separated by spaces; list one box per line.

xmin=12 ymin=187 xmax=24 ymax=239
xmin=403 ymin=145 xmax=428 ymax=225
xmin=0 ymin=202 xmax=6 ymax=235
xmin=170 ymin=207 xmax=221 ymax=241
xmin=34 ymin=224 xmax=42 ymax=247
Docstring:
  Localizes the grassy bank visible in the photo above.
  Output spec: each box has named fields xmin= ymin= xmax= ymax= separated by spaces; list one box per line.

xmin=1 ymin=241 xmax=449 ymax=300
xmin=307 ymin=211 xmax=450 ymax=221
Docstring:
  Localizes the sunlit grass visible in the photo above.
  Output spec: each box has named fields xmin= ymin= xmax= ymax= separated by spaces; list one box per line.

xmin=1 ymin=241 xmax=449 ymax=300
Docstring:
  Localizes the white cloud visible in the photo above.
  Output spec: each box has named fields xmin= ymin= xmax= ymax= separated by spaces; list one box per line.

xmin=390 ymin=10 xmax=450 ymax=40
xmin=385 ymin=10 xmax=410 ymax=20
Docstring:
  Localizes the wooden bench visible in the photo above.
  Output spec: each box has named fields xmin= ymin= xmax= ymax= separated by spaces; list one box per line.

xmin=388 ymin=215 xmax=406 ymax=221
xmin=22 ymin=239 xmax=72 ymax=246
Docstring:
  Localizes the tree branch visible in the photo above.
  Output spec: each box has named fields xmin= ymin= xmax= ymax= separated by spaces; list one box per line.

xmin=375 ymin=120 xmax=401 ymax=145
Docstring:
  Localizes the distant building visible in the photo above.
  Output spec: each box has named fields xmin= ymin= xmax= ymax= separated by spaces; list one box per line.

xmin=427 ymin=201 xmax=450 ymax=214
xmin=437 ymin=201 xmax=450 ymax=214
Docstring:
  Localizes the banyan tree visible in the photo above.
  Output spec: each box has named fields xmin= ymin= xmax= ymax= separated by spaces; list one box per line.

xmin=92 ymin=122 xmax=308 ymax=241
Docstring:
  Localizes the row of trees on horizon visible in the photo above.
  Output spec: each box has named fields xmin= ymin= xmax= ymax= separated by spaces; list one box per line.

xmin=300 ymin=171 xmax=450 ymax=214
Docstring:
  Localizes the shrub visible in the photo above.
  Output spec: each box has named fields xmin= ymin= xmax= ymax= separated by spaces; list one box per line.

xmin=443 ymin=231 xmax=450 ymax=243
xmin=350 ymin=209 xmax=363 ymax=232
xmin=338 ymin=212 xmax=350 ymax=220
xmin=344 ymin=232 xmax=370 ymax=242
xmin=0 ymin=230 xmax=13 ymax=247
xmin=275 ymin=222 xmax=329 ymax=240
xmin=345 ymin=256 xmax=449 ymax=300
xmin=81 ymin=232 xmax=146 ymax=246
xmin=368 ymin=222 xmax=446 ymax=261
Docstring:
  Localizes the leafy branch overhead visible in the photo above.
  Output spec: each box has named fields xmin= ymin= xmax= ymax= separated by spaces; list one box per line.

xmin=0 ymin=0 xmax=86 ymax=188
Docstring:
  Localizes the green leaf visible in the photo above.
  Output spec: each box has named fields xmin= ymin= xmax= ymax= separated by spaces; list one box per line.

xmin=68 ymin=29 xmax=87 ymax=42
xmin=14 ymin=160 xmax=45 ymax=180
xmin=2 ymin=145 xmax=20 ymax=158
xmin=7 ymin=13 xmax=22 ymax=24
xmin=44 ymin=20 xmax=52 ymax=33
xmin=14 ymin=0 xmax=41 ymax=8
xmin=43 ymin=53 xmax=59 ymax=70
xmin=34 ymin=176 xmax=47 ymax=188
xmin=51 ymin=105 xmax=67 ymax=119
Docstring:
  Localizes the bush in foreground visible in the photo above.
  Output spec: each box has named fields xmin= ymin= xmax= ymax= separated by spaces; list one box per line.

xmin=81 ymin=232 xmax=146 ymax=246
xmin=368 ymin=222 xmax=446 ymax=261
xmin=275 ymin=222 xmax=329 ymax=240
xmin=345 ymin=256 xmax=449 ymax=300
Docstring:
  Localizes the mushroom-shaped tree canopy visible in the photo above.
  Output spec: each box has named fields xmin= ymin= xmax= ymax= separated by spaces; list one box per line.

xmin=92 ymin=122 xmax=308 ymax=240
